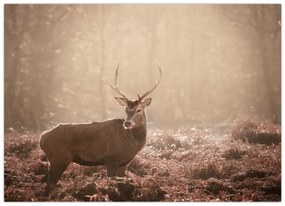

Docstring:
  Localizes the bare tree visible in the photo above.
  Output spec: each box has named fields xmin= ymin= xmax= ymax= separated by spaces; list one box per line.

xmin=4 ymin=5 xmax=74 ymax=130
xmin=99 ymin=5 xmax=107 ymax=119
xmin=221 ymin=5 xmax=281 ymax=123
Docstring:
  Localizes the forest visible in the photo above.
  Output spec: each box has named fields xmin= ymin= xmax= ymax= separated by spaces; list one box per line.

xmin=4 ymin=4 xmax=281 ymax=202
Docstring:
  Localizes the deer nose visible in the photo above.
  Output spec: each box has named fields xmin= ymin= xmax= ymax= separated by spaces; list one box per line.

xmin=124 ymin=121 xmax=132 ymax=128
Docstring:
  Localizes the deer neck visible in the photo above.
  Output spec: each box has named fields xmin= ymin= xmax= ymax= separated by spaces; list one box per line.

xmin=131 ymin=112 xmax=147 ymax=144
xmin=131 ymin=125 xmax=146 ymax=146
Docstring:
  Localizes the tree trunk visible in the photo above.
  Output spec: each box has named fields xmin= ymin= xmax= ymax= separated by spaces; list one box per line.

xmin=256 ymin=6 xmax=280 ymax=124
xmin=99 ymin=5 xmax=107 ymax=119
xmin=4 ymin=5 xmax=25 ymax=130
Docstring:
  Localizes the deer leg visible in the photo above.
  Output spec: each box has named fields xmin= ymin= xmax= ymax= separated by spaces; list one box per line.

xmin=107 ymin=165 xmax=116 ymax=177
xmin=45 ymin=161 xmax=69 ymax=187
xmin=41 ymin=173 xmax=49 ymax=184
xmin=115 ymin=165 xmax=126 ymax=177
xmin=107 ymin=165 xmax=126 ymax=177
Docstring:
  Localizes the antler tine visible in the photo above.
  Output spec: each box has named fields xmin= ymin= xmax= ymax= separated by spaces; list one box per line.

xmin=139 ymin=62 xmax=163 ymax=102
xmin=109 ymin=64 xmax=129 ymax=100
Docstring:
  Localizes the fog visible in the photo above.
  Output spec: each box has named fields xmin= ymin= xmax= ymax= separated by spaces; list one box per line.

xmin=4 ymin=4 xmax=281 ymax=131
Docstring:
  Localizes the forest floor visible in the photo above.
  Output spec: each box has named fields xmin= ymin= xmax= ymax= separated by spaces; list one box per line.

xmin=4 ymin=120 xmax=281 ymax=202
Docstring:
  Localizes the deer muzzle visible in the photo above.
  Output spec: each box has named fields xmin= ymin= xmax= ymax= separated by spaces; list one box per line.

xmin=124 ymin=120 xmax=135 ymax=129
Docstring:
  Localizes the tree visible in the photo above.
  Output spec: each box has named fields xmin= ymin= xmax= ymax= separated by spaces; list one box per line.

xmin=221 ymin=5 xmax=281 ymax=123
xmin=4 ymin=5 xmax=73 ymax=130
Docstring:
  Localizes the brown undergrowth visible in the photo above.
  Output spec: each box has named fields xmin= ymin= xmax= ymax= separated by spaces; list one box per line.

xmin=4 ymin=120 xmax=281 ymax=202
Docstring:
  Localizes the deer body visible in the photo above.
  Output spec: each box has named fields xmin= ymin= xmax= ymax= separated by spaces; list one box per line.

xmin=40 ymin=63 xmax=162 ymax=187
xmin=40 ymin=118 xmax=146 ymax=185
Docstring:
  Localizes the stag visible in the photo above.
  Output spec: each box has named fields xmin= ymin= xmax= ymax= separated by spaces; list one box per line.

xmin=40 ymin=63 xmax=162 ymax=187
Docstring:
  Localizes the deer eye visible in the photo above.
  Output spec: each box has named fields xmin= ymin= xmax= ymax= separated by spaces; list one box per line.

xmin=136 ymin=109 xmax=141 ymax=113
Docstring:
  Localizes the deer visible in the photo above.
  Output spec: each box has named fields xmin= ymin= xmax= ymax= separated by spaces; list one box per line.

xmin=40 ymin=63 xmax=162 ymax=188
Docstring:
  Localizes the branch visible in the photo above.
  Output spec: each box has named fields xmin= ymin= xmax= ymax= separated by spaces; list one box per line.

xmin=220 ymin=5 xmax=280 ymax=33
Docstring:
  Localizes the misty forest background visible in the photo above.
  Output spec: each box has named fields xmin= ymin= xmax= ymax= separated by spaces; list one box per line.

xmin=4 ymin=4 xmax=281 ymax=131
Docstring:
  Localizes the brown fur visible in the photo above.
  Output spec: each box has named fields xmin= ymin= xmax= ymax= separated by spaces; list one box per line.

xmin=40 ymin=118 xmax=146 ymax=187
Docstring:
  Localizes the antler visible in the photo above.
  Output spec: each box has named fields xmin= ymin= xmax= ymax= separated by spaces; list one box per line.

xmin=109 ymin=64 xmax=129 ymax=100
xmin=138 ymin=62 xmax=162 ymax=102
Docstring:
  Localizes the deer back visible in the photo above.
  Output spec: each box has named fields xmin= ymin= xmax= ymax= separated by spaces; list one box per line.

xmin=40 ymin=119 xmax=146 ymax=167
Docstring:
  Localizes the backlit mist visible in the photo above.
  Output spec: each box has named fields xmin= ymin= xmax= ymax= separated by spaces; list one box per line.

xmin=4 ymin=4 xmax=281 ymax=130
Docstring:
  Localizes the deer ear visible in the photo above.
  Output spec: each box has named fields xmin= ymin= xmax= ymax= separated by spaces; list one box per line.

xmin=142 ymin=98 xmax=152 ymax=107
xmin=115 ymin=97 xmax=128 ymax=106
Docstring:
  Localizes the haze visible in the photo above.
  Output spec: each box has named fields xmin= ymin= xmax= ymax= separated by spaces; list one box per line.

xmin=4 ymin=4 xmax=281 ymax=131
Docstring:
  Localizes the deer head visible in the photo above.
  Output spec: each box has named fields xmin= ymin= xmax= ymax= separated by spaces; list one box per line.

xmin=109 ymin=63 xmax=162 ymax=129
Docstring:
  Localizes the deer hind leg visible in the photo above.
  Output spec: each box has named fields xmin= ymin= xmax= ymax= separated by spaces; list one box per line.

xmin=115 ymin=165 xmax=127 ymax=176
xmin=44 ymin=159 xmax=70 ymax=187
xmin=107 ymin=165 xmax=126 ymax=177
